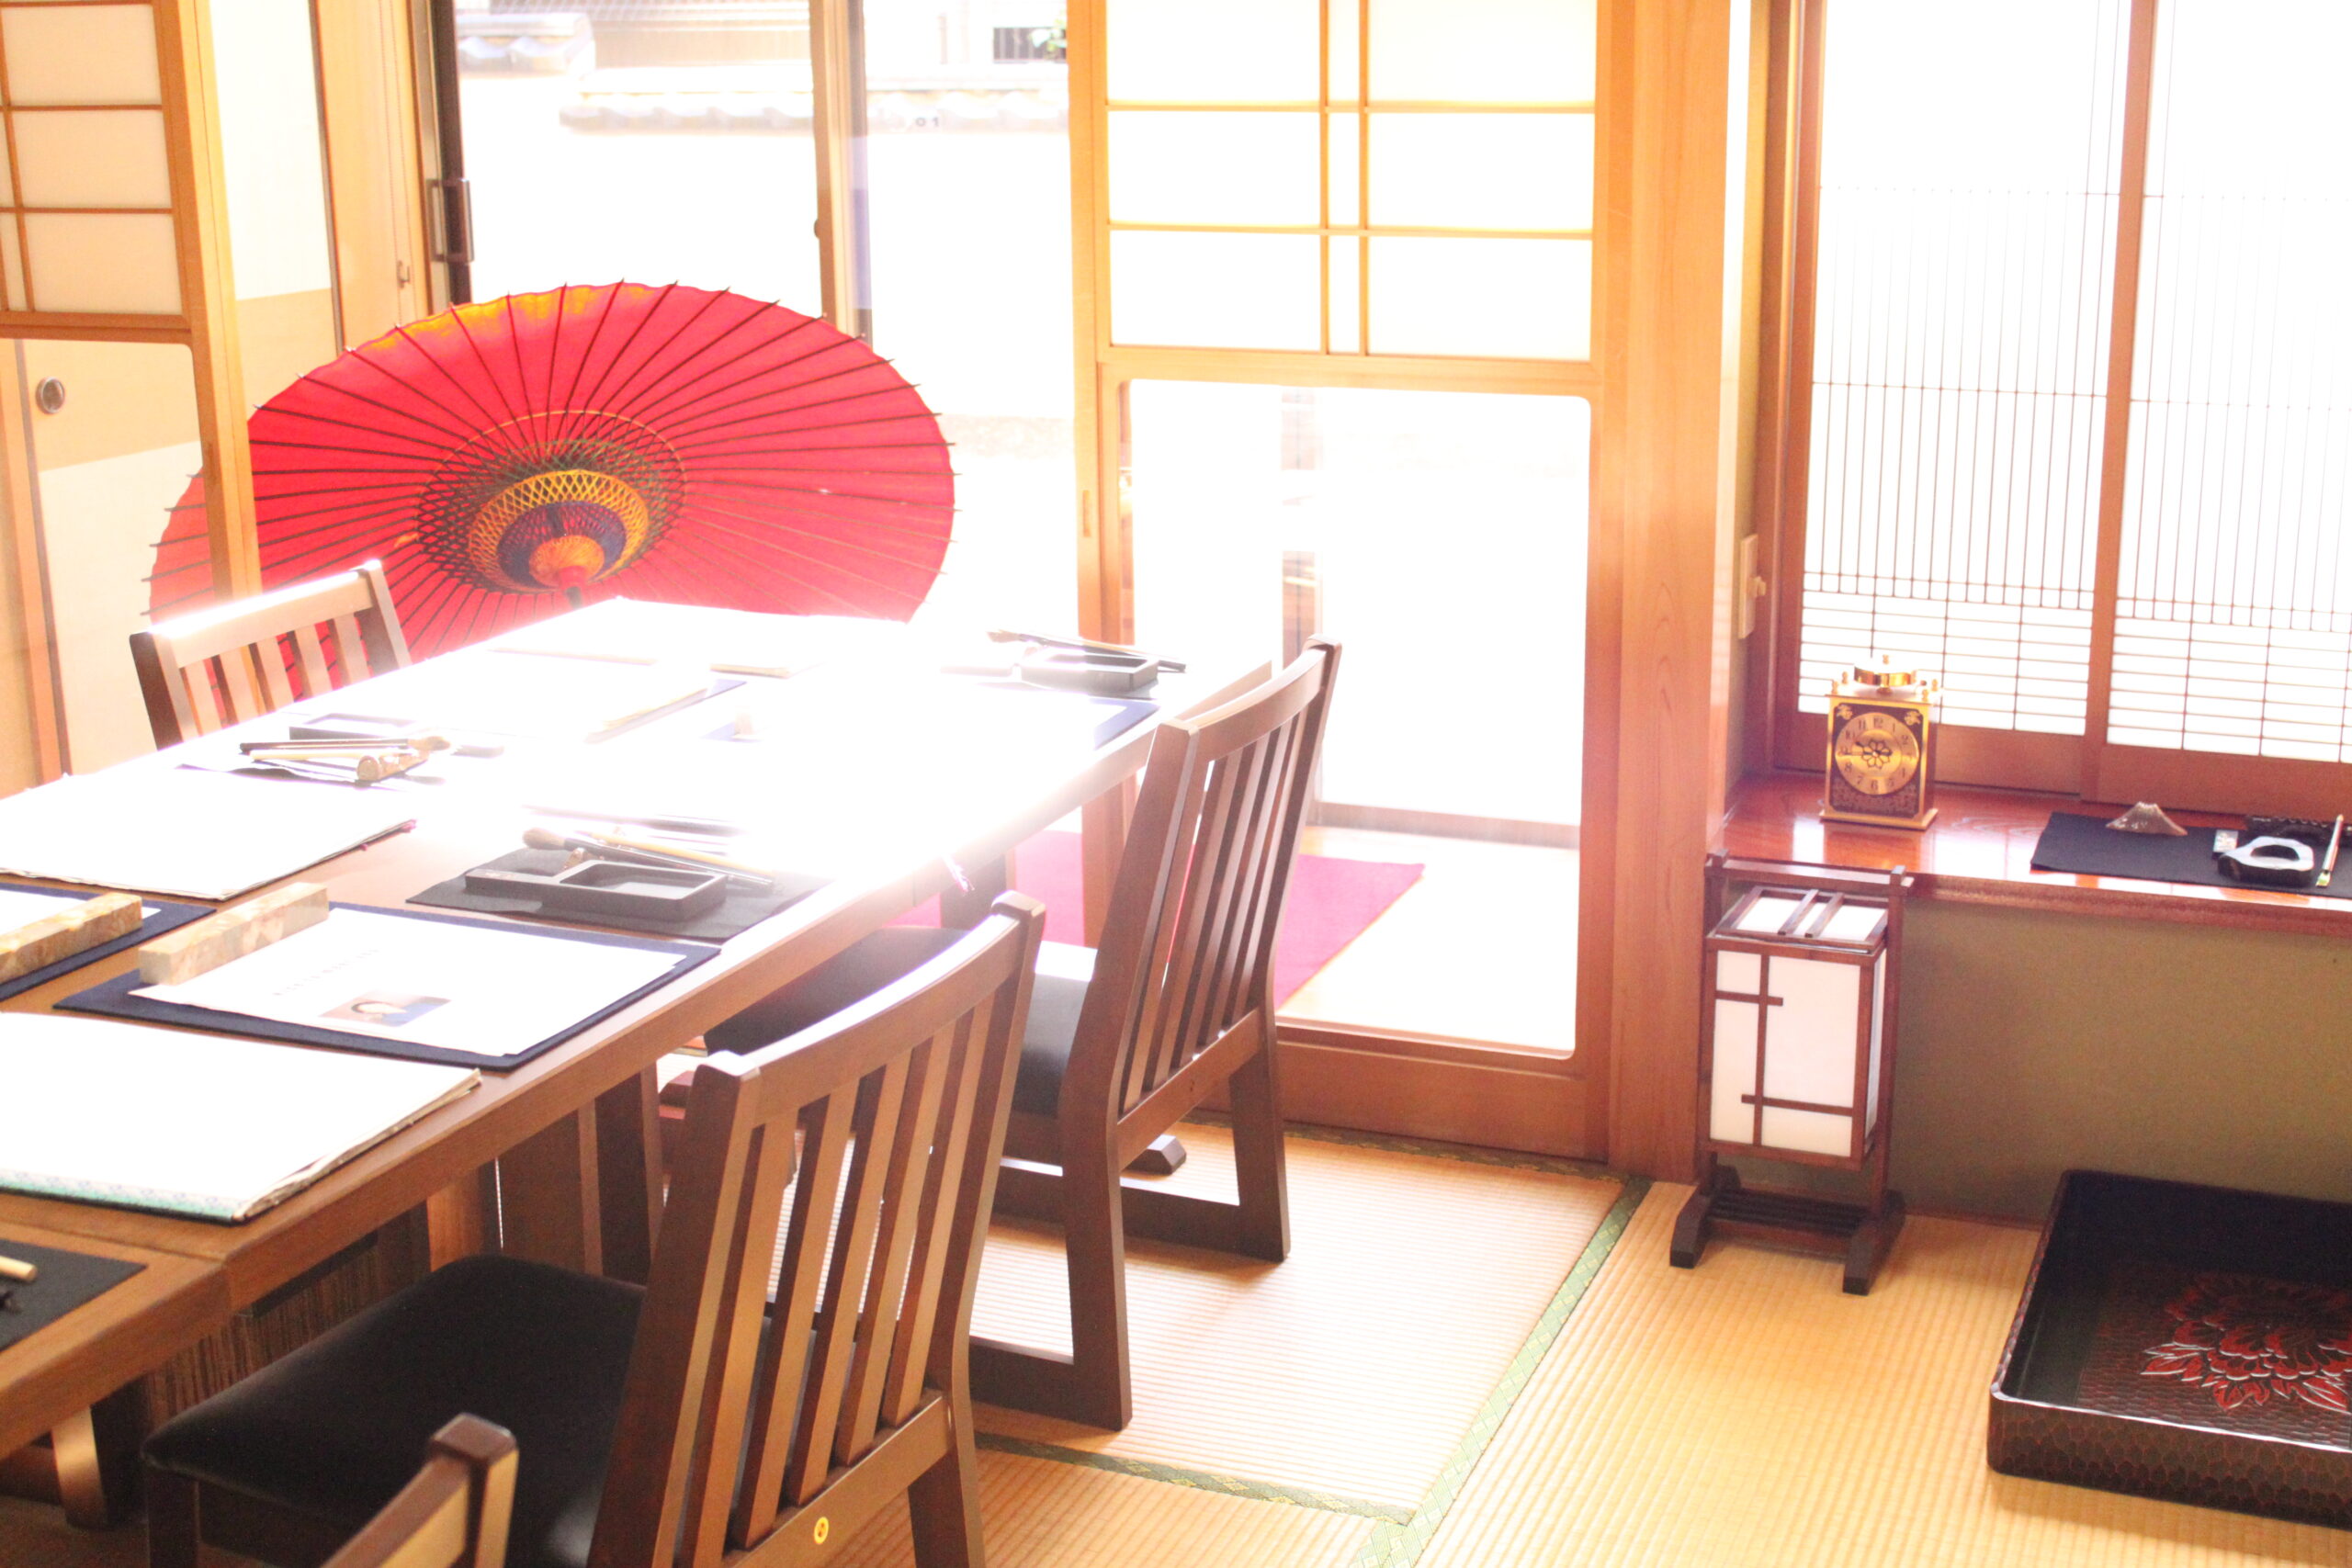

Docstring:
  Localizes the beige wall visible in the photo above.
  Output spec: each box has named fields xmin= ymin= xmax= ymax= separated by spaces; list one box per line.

xmin=1886 ymin=901 xmax=2352 ymax=1221
xmin=315 ymin=0 xmax=431 ymax=345
xmin=20 ymin=338 xmax=202 ymax=773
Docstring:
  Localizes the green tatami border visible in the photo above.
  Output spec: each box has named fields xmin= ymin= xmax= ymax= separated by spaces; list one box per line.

xmin=972 ymin=1158 xmax=1649 ymax=1565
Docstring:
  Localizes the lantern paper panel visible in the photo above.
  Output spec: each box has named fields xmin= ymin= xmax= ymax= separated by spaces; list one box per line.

xmin=1703 ymin=886 xmax=1893 ymax=1168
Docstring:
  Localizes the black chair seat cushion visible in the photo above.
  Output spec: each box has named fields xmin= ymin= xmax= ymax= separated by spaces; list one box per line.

xmin=704 ymin=926 xmax=1089 ymax=1117
xmin=143 ymin=1254 xmax=640 ymax=1568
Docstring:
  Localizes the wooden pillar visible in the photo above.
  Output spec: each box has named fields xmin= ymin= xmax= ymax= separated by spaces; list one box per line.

xmin=153 ymin=0 xmax=260 ymax=600
xmin=1593 ymin=0 xmax=1749 ymax=1180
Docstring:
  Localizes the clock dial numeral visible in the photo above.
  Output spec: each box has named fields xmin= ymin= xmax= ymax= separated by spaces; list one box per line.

xmin=1832 ymin=709 xmax=1921 ymax=795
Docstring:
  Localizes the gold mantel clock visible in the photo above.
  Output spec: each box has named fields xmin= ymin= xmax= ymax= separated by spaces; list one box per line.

xmin=1823 ymin=662 xmax=1940 ymax=830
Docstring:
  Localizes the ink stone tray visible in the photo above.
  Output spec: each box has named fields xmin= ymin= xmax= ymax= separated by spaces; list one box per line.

xmin=1990 ymin=1169 xmax=2352 ymax=1529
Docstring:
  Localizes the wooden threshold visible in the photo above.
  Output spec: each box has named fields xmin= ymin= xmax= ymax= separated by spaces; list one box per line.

xmin=1312 ymin=803 xmax=1577 ymax=849
xmin=1202 ymin=1023 xmax=1593 ymax=1162
xmin=1724 ymin=770 xmax=2352 ymax=939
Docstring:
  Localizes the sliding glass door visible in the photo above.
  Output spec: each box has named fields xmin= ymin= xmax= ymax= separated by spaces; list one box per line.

xmin=1083 ymin=0 xmax=1600 ymax=1055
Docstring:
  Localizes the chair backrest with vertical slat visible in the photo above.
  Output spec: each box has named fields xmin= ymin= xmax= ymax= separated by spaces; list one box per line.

xmin=129 ymin=561 xmax=413 ymax=747
xmin=588 ymin=895 xmax=1044 ymax=1568
xmin=1074 ymin=639 xmax=1340 ymax=1126
xmin=321 ymin=1414 xmax=517 ymax=1568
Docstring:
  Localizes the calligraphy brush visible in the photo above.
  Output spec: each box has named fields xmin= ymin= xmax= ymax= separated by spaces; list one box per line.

xmin=987 ymin=627 xmax=1186 ymax=674
xmin=522 ymin=827 xmax=775 ymax=889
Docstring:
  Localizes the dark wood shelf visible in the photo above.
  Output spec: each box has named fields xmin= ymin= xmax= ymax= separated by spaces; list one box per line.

xmin=1721 ymin=772 xmax=2352 ymax=939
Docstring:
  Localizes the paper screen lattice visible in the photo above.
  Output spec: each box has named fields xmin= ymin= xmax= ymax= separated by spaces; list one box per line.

xmin=150 ymin=282 xmax=955 ymax=657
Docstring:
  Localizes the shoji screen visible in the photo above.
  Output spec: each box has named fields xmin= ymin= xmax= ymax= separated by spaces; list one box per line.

xmin=2107 ymin=1 xmax=2352 ymax=764
xmin=1103 ymin=0 xmax=1596 ymax=360
xmin=0 ymin=0 xmax=180 ymax=316
xmin=1793 ymin=0 xmax=2129 ymax=745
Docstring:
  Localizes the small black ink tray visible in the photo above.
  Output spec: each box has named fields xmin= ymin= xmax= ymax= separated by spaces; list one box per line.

xmin=464 ymin=860 xmax=727 ymax=921
xmin=1019 ymin=648 xmax=1159 ymax=695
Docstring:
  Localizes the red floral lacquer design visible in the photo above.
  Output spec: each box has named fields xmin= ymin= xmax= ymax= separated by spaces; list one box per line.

xmin=2141 ymin=1271 xmax=2352 ymax=1414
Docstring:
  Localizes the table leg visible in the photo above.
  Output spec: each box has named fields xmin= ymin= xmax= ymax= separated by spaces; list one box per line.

xmin=50 ymin=1385 xmax=141 ymax=1529
xmin=1081 ymin=785 xmax=1133 ymax=947
xmin=426 ymin=1165 xmax=499 ymax=1269
xmin=940 ymin=852 xmax=1010 ymax=931
xmin=594 ymin=1068 xmax=664 ymax=1285
xmin=499 ymin=1110 xmax=603 ymax=1275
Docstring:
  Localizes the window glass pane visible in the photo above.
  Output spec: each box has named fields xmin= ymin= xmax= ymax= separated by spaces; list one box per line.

xmin=1796 ymin=0 xmax=2127 ymax=739
xmin=1366 ymin=236 xmax=1588 ymax=358
xmin=1329 ymin=0 xmax=1361 ymax=106
xmin=457 ymin=6 xmax=817 ymax=307
xmin=1368 ymin=112 xmax=1590 ymax=231
xmin=2109 ymin=0 xmax=2352 ymax=760
xmin=213 ymin=0 xmax=337 ymax=330
xmin=862 ymin=0 xmax=1076 ymax=634
xmin=1105 ymin=0 xmax=1317 ymax=104
xmin=1131 ymin=382 xmax=1588 ymax=825
xmin=1368 ymin=0 xmax=1594 ymax=104
xmin=1327 ymin=238 xmax=1360 ymax=353
xmin=1109 ymin=110 xmax=1318 ymax=227
xmin=212 ymin=0 xmax=344 ymax=457
xmin=1110 ymin=231 xmax=1320 ymax=350
xmin=1127 ymin=381 xmax=1586 ymax=1048
xmin=1329 ymin=113 xmax=1361 ymax=227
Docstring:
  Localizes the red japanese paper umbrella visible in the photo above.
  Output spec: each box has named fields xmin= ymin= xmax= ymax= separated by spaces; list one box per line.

xmin=150 ymin=282 xmax=954 ymax=656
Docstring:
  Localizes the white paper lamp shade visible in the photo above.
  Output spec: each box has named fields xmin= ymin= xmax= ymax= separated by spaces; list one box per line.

xmin=1704 ymin=886 xmax=1892 ymax=1167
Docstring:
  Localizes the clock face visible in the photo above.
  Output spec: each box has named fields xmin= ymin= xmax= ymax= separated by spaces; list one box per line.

xmin=1831 ymin=709 xmax=1922 ymax=796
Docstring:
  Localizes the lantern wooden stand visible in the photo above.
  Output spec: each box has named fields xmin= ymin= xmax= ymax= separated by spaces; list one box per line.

xmin=1670 ymin=855 xmax=1912 ymax=1294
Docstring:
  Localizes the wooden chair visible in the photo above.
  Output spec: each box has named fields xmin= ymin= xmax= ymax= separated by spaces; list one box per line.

xmin=130 ymin=560 xmax=412 ymax=747
xmin=322 ymin=1416 xmax=516 ymax=1568
xmin=143 ymin=894 xmax=1045 ymax=1568
xmin=706 ymin=640 xmax=1342 ymax=1429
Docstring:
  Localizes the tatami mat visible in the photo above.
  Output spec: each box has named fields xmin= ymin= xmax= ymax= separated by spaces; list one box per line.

xmin=1412 ymin=1184 xmax=2352 ymax=1568
xmin=0 ymin=1499 xmax=135 ymax=1568
xmin=11 ymin=1171 xmax=2349 ymax=1568
xmin=831 ymin=1448 xmax=1372 ymax=1568
xmin=970 ymin=1124 xmax=1624 ymax=1511
xmin=0 ymin=1499 xmax=262 ymax=1567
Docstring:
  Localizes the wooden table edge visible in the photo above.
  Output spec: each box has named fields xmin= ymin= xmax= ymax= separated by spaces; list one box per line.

xmin=0 ymin=1225 xmax=230 ymax=1460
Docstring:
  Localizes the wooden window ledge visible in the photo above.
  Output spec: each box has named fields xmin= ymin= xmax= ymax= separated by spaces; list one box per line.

xmin=1721 ymin=772 xmax=2352 ymax=939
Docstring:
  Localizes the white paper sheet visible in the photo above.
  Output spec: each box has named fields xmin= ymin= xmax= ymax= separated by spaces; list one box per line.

xmin=492 ymin=598 xmax=906 ymax=678
xmin=0 ymin=770 xmax=418 ymax=901
xmin=0 ymin=1013 xmax=478 ymax=1222
xmin=133 ymin=908 xmax=684 ymax=1059
xmin=323 ymin=650 xmax=719 ymax=740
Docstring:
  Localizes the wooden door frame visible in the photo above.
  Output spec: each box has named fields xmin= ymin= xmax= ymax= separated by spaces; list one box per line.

xmin=1064 ymin=0 xmax=1750 ymax=1173
xmin=0 ymin=344 xmax=61 ymax=783
xmin=311 ymin=0 xmax=434 ymax=350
